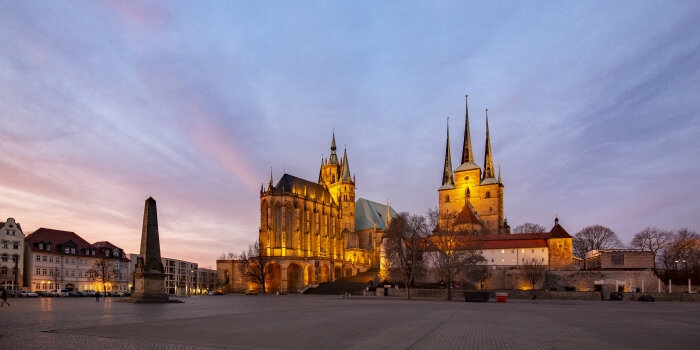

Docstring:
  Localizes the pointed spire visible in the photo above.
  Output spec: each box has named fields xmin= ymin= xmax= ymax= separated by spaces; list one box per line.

xmin=498 ymin=162 xmax=502 ymax=183
xmin=341 ymin=147 xmax=352 ymax=182
xmin=329 ymin=131 xmax=338 ymax=164
xmin=318 ymin=156 xmax=324 ymax=183
xmin=555 ymin=213 xmax=559 ymax=226
xmin=440 ymin=117 xmax=455 ymax=189
xmin=482 ymin=109 xmax=495 ymax=180
xmin=269 ymin=167 xmax=274 ymax=188
xmin=461 ymin=94 xmax=475 ymax=164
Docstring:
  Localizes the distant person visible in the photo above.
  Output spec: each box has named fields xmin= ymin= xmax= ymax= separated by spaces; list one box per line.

xmin=532 ymin=293 xmax=537 ymax=304
xmin=1 ymin=289 xmax=9 ymax=307
xmin=95 ymin=291 xmax=100 ymax=302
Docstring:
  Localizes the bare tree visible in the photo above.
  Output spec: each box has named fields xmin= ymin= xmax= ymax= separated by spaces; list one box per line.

xmin=237 ymin=239 xmax=270 ymax=293
xmin=512 ymin=223 xmax=547 ymax=234
xmin=218 ymin=252 xmax=236 ymax=260
xmin=630 ymin=227 xmax=672 ymax=270
xmin=88 ymin=260 xmax=114 ymax=292
xmin=426 ymin=208 xmax=486 ymax=300
xmin=659 ymin=229 xmax=700 ymax=271
xmin=384 ymin=212 xmax=428 ymax=300
xmin=520 ymin=258 xmax=547 ymax=290
xmin=572 ymin=236 xmax=588 ymax=259
xmin=573 ymin=225 xmax=623 ymax=256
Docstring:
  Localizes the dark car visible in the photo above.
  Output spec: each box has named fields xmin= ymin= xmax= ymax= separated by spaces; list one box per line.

xmin=68 ymin=291 xmax=81 ymax=297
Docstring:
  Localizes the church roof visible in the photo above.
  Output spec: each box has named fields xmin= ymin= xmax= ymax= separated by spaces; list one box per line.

xmin=455 ymin=162 xmax=480 ymax=172
xmin=275 ymin=173 xmax=332 ymax=203
xmin=355 ymin=198 xmax=398 ymax=231
xmin=454 ymin=201 xmax=485 ymax=226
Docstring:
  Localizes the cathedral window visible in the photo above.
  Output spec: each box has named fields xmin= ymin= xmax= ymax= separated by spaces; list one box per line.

xmin=445 ymin=195 xmax=450 ymax=203
xmin=485 ymin=191 xmax=491 ymax=198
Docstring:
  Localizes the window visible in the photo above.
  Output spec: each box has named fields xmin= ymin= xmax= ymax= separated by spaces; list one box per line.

xmin=70 ymin=248 xmax=75 ymax=254
xmin=1 ymin=242 xmax=6 ymax=249
xmin=485 ymin=191 xmax=491 ymax=198
xmin=531 ymin=249 xmax=534 ymax=253
xmin=501 ymin=249 xmax=504 ymax=254
xmin=49 ymin=257 xmax=53 ymax=263
xmin=105 ymin=251 xmax=109 ymax=256
xmin=542 ymin=258 xmax=545 ymax=262
xmin=64 ymin=248 xmax=69 ymax=254
xmin=36 ymin=255 xmax=41 ymax=262
xmin=70 ymin=270 xmax=75 ymax=277
xmin=42 ymin=256 xmax=47 ymax=262
xmin=42 ymin=269 xmax=47 ymax=275
xmin=511 ymin=250 xmax=514 ymax=253
xmin=521 ymin=249 xmax=524 ymax=253
xmin=445 ymin=195 xmax=450 ymax=203
xmin=611 ymin=254 xmax=625 ymax=265
xmin=39 ymin=243 xmax=44 ymax=250
xmin=541 ymin=249 xmax=545 ymax=253
xmin=36 ymin=268 xmax=41 ymax=275
xmin=36 ymin=283 xmax=41 ymax=290
xmin=501 ymin=258 xmax=505 ymax=262
xmin=49 ymin=269 xmax=53 ymax=276
xmin=1 ymin=254 xmax=7 ymax=262
xmin=11 ymin=255 xmax=17 ymax=262
xmin=56 ymin=258 xmax=60 ymax=263
xmin=46 ymin=244 xmax=50 ymax=250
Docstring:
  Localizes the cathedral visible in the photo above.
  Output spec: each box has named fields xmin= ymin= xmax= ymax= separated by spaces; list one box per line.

xmin=246 ymin=134 xmax=396 ymax=293
xmin=438 ymin=95 xmax=509 ymax=234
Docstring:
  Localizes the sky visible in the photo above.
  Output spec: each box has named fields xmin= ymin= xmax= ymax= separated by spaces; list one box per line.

xmin=1 ymin=1 xmax=699 ymax=268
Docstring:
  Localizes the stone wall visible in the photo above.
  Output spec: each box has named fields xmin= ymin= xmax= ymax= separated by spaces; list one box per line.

xmin=379 ymin=287 xmax=700 ymax=301
xmin=546 ymin=270 xmax=663 ymax=292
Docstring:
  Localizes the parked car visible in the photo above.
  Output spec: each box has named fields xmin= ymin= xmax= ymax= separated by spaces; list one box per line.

xmin=68 ymin=291 xmax=81 ymax=297
xmin=244 ymin=289 xmax=256 ymax=295
xmin=639 ymin=295 xmax=655 ymax=302
xmin=47 ymin=289 xmax=61 ymax=297
xmin=60 ymin=289 xmax=70 ymax=297
xmin=83 ymin=290 xmax=96 ymax=296
xmin=36 ymin=291 xmax=48 ymax=297
xmin=18 ymin=290 xmax=39 ymax=297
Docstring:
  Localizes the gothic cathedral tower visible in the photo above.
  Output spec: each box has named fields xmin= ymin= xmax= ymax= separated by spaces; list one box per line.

xmin=438 ymin=95 xmax=507 ymax=234
xmin=320 ymin=132 xmax=356 ymax=233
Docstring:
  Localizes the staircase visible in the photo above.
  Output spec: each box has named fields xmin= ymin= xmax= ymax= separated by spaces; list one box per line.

xmin=304 ymin=269 xmax=378 ymax=296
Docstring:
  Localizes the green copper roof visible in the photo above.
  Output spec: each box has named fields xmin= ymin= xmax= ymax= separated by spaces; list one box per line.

xmin=355 ymin=198 xmax=398 ymax=231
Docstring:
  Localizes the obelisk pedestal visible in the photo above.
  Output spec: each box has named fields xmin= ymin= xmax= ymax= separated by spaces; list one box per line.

xmin=126 ymin=197 xmax=180 ymax=303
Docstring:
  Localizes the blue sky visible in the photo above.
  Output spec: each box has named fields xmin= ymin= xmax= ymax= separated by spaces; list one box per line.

xmin=1 ymin=1 xmax=699 ymax=266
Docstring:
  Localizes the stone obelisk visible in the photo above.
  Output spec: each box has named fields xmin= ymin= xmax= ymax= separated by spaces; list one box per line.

xmin=129 ymin=197 xmax=172 ymax=303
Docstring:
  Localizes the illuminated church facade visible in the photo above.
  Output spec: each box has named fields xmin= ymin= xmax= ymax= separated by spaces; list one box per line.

xmin=243 ymin=134 xmax=397 ymax=293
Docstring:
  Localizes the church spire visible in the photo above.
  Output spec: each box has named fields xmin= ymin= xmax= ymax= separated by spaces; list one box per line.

xmin=269 ymin=167 xmax=274 ymax=189
xmin=440 ymin=117 xmax=455 ymax=189
xmin=341 ymin=147 xmax=352 ymax=182
xmin=498 ymin=161 xmax=502 ymax=184
xmin=329 ymin=131 xmax=338 ymax=164
xmin=461 ymin=94 xmax=474 ymax=164
xmin=318 ymin=156 xmax=324 ymax=183
xmin=482 ymin=109 xmax=495 ymax=180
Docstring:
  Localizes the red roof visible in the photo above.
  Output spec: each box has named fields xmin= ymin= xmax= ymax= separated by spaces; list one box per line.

xmin=25 ymin=228 xmax=95 ymax=255
xmin=93 ymin=241 xmax=130 ymax=262
xmin=481 ymin=239 xmax=548 ymax=249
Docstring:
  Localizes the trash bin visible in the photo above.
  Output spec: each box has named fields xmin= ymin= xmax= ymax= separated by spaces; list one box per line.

xmin=495 ymin=292 xmax=508 ymax=303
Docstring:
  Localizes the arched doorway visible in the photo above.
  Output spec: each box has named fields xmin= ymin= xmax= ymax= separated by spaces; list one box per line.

xmin=334 ymin=266 xmax=342 ymax=281
xmin=65 ymin=283 xmax=75 ymax=291
xmin=264 ymin=262 xmax=282 ymax=293
xmin=304 ymin=265 xmax=315 ymax=285
xmin=320 ymin=264 xmax=330 ymax=283
xmin=287 ymin=263 xmax=303 ymax=293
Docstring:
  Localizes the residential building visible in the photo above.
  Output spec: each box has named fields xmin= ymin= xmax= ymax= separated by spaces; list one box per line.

xmin=197 ymin=268 xmax=216 ymax=293
xmin=1 ymin=218 xmax=25 ymax=291
xmin=24 ymin=228 xmax=130 ymax=292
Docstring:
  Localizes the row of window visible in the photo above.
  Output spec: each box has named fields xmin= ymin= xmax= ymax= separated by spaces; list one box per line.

xmin=34 ymin=268 xmax=126 ymax=280
xmin=491 ymin=257 xmax=546 ymax=263
xmin=0 ymin=267 xmax=17 ymax=275
xmin=4 ymin=229 xmax=18 ymax=236
xmin=34 ymin=255 xmax=120 ymax=267
xmin=498 ymin=249 xmax=546 ymax=254
xmin=1 ymin=254 xmax=18 ymax=262
xmin=1 ymin=241 xmax=20 ymax=249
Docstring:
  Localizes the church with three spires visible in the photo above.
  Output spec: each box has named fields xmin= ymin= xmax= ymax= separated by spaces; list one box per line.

xmin=438 ymin=95 xmax=509 ymax=234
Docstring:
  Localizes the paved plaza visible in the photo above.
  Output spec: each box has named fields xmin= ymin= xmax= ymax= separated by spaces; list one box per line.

xmin=1 ymin=295 xmax=699 ymax=349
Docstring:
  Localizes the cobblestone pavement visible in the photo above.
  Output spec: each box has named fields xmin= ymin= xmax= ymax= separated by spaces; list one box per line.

xmin=1 ymin=295 xmax=699 ymax=349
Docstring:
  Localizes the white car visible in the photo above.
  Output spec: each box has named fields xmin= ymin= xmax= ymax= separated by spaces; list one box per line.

xmin=19 ymin=290 xmax=39 ymax=297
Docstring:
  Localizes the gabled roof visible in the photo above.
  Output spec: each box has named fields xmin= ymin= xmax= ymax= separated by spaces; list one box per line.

xmin=94 ymin=241 xmax=131 ymax=262
xmin=274 ymin=173 xmax=333 ymax=203
xmin=25 ymin=228 xmax=95 ymax=255
xmin=93 ymin=241 xmax=119 ymax=249
xmin=454 ymin=201 xmax=485 ymax=226
xmin=549 ymin=224 xmax=572 ymax=238
xmin=355 ymin=198 xmax=398 ymax=231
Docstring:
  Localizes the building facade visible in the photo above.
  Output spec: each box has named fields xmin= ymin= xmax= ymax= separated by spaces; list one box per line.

xmin=438 ymin=97 xmax=508 ymax=234
xmin=198 ymin=268 xmax=217 ymax=293
xmin=1 ymin=218 xmax=25 ymax=291
xmin=24 ymin=228 xmax=129 ymax=292
xmin=219 ymin=133 xmax=397 ymax=294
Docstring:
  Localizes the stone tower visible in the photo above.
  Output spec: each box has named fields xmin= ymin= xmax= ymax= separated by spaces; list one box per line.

xmin=438 ymin=97 xmax=506 ymax=234
xmin=319 ymin=133 xmax=355 ymax=232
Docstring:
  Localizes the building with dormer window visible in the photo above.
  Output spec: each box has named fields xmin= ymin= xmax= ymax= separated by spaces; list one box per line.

xmin=0 ymin=218 xmax=25 ymax=291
